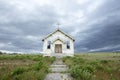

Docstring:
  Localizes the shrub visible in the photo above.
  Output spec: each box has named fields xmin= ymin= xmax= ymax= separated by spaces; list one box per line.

xmin=80 ymin=69 xmax=93 ymax=80
xmin=32 ymin=55 xmax=43 ymax=61
xmin=44 ymin=56 xmax=56 ymax=64
xmin=100 ymin=60 xmax=109 ymax=64
xmin=70 ymin=65 xmax=82 ymax=78
xmin=73 ymin=57 xmax=85 ymax=64
xmin=0 ymin=73 xmax=11 ymax=80
xmin=11 ymin=67 xmax=25 ymax=76
xmin=89 ymin=61 xmax=100 ymax=66
xmin=70 ymin=65 xmax=93 ymax=80
xmin=96 ymin=64 xmax=104 ymax=70
xmin=32 ymin=60 xmax=44 ymax=71
xmin=0 ymin=51 xmax=3 ymax=54
xmin=83 ymin=65 xmax=95 ymax=73
xmin=50 ymin=56 xmax=56 ymax=63
xmin=104 ymin=67 xmax=113 ymax=73
xmin=110 ymin=77 xmax=117 ymax=80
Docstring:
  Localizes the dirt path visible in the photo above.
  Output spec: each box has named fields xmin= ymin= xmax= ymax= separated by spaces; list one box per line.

xmin=44 ymin=58 xmax=73 ymax=80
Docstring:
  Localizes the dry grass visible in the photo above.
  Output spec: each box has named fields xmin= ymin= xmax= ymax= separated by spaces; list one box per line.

xmin=63 ymin=52 xmax=120 ymax=80
xmin=0 ymin=54 xmax=56 ymax=80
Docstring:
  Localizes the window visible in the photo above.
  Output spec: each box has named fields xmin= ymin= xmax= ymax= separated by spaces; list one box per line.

xmin=66 ymin=41 xmax=70 ymax=49
xmin=47 ymin=41 xmax=51 ymax=49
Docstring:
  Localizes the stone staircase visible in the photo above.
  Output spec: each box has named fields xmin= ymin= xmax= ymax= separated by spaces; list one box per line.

xmin=50 ymin=59 xmax=68 ymax=73
xmin=44 ymin=58 xmax=73 ymax=80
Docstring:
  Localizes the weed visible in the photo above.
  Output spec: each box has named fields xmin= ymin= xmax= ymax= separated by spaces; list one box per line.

xmin=100 ymin=60 xmax=109 ymax=64
xmin=104 ymin=67 xmax=113 ymax=73
xmin=70 ymin=65 xmax=93 ymax=80
xmin=73 ymin=57 xmax=85 ymax=64
xmin=0 ymin=54 xmax=56 ymax=80
xmin=11 ymin=67 xmax=25 ymax=76
xmin=63 ymin=53 xmax=120 ymax=80
xmin=110 ymin=77 xmax=117 ymax=80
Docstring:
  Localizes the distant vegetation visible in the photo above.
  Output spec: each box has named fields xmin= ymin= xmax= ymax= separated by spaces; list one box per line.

xmin=63 ymin=52 xmax=120 ymax=80
xmin=0 ymin=51 xmax=7 ymax=54
xmin=0 ymin=54 xmax=56 ymax=80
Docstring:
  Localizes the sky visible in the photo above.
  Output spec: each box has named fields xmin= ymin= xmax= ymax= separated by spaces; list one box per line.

xmin=0 ymin=0 xmax=120 ymax=53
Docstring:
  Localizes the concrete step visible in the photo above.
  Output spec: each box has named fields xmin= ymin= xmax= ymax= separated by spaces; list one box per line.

xmin=51 ymin=54 xmax=66 ymax=58
xmin=51 ymin=65 xmax=67 ymax=68
xmin=50 ymin=67 xmax=68 ymax=73
xmin=44 ymin=58 xmax=73 ymax=80
xmin=52 ymin=60 xmax=64 ymax=65
xmin=44 ymin=73 xmax=73 ymax=80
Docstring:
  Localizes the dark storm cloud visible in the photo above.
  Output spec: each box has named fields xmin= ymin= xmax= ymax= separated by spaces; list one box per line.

xmin=0 ymin=0 xmax=60 ymax=53
xmin=75 ymin=10 xmax=120 ymax=52
xmin=0 ymin=0 xmax=120 ymax=53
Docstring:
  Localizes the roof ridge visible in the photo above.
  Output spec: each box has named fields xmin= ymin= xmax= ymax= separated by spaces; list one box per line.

xmin=42 ymin=28 xmax=75 ymax=41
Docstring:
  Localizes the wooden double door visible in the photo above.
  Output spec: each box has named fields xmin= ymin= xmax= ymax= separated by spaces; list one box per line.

xmin=55 ymin=44 xmax=62 ymax=53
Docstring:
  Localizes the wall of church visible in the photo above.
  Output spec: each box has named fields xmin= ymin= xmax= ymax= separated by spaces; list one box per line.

xmin=43 ymin=31 xmax=74 ymax=56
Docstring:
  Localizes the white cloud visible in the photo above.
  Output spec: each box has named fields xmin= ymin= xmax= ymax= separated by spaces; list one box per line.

xmin=33 ymin=0 xmax=51 ymax=6
xmin=26 ymin=35 xmax=42 ymax=41
xmin=87 ymin=0 xmax=104 ymax=13
xmin=77 ymin=0 xmax=90 ymax=5
xmin=1 ymin=26 xmax=23 ymax=34
xmin=0 ymin=42 xmax=16 ymax=49
xmin=0 ymin=43 xmax=6 ymax=48
xmin=0 ymin=50 xmax=15 ymax=53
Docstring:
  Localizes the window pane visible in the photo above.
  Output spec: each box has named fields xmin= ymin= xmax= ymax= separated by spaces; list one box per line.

xmin=47 ymin=41 xmax=51 ymax=49
xmin=66 ymin=41 xmax=70 ymax=49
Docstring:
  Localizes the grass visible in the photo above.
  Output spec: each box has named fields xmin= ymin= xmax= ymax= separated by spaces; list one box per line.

xmin=0 ymin=54 xmax=56 ymax=80
xmin=0 ymin=52 xmax=120 ymax=80
xmin=63 ymin=52 xmax=120 ymax=80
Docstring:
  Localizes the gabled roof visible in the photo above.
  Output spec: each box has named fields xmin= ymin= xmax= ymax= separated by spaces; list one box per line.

xmin=52 ymin=38 xmax=65 ymax=44
xmin=42 ymin=28 xmax=75 ymax=41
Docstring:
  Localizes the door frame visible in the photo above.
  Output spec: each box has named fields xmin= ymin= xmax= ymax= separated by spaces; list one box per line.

xmin=55 ymin=44 xmax=62 ymax=53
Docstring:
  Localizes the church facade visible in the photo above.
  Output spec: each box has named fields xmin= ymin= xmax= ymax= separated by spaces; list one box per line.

xmin=42 ymin=29 xmax=75 ymax=57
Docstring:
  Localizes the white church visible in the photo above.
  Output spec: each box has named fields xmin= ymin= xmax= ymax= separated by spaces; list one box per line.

xmin=42 ymin=28 xmax=75 ymax=57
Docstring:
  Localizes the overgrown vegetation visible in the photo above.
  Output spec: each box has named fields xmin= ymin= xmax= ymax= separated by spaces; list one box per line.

xmin=0 ymin=54 xmax=56 ymax=80
xmin=63 ymin=53 xmax=120 ymax=80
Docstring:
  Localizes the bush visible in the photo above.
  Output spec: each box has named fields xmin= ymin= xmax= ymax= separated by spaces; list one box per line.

xmin=89 ymin=61 xmax=100 ymax=66
xmin=73 ymin=57 xmax=86 ymax=64
xmin=44 ymin=56 xmax=56 ymax=64
xmin=31 ymin=55 xmax=43 ymax=61
xmin=50 ymin=57 xmax=56 ymax=63
xmin=104 ymin=67 xmax=113 ymax=73
xmin=0 ymin=51 xmax=3 ymax=54
xmin=80 ymin=70 xmax=93 ymax=80
xmin=32 ymin=58 xmax=44 ymax=71
xmin=70 ymin=65 xmax=81 ymax=78
xmin=11 ymin=67 xmax=25 ymax=76
xmin=70 ymin=65 xmax=93 ymax=80
xmin=100 ymin=60 xmax=109 ymax=64
xmin=83 ymin=65 xmax=95 ymax=73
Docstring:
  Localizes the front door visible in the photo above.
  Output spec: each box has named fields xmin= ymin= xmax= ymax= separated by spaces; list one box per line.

xmin=55 ymin=44 xmax=62 ymax=53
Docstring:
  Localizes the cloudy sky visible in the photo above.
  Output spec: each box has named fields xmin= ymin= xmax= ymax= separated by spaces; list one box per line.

xmin=0 ymin=0 xmax=120 ymax=53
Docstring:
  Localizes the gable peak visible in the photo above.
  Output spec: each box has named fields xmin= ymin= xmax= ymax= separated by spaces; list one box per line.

xmin=42 ymin=28 xmax=75 ymax=42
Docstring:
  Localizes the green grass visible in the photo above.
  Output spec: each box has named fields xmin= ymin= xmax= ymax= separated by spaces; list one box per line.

xmin=63 ymin=52 xmax=120 ymax=80
xmin=0 ymin=54 xmax=56 ymax=80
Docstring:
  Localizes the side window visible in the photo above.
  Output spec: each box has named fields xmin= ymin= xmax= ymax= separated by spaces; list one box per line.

xmin=47 ymin=41 xmax=51 ymax=49
xmin=66 ymin=41 xmax=70 ymax=49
